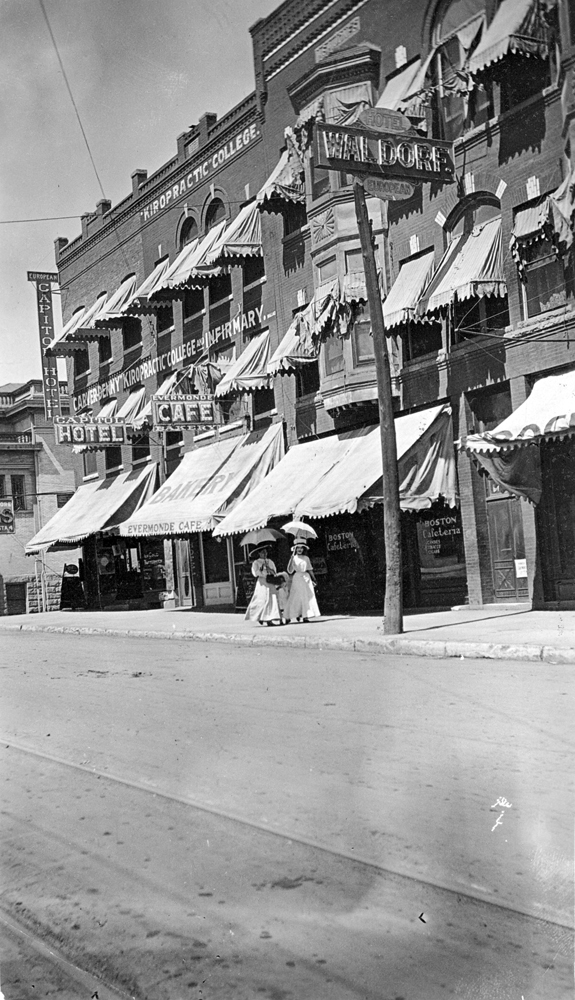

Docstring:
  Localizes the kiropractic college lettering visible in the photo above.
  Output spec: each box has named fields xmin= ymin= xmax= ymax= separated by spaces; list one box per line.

xmin=140 ymin=124 xmax=260 ymax=222
xmin=72 ymin=342 xmax=197 ymax=412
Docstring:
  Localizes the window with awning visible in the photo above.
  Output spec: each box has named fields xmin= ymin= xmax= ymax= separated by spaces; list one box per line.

xmin=256 ymin=143 xmax=305 ymax=206
xmin=267 ymin=314 xmax=320 ymax=377
xmin=215 ymin=330 xmax=272 ymax=395
xmin=25 ymin=463 xmax=158 ymax=553
xmin=204 ymin=202 xmax=262 ymax=268
xmin=93 ymin=275 xmax=137 ymax=329
xmin=45 ymin=306 xmax=88 ymax=356
xmin=122 ymin=258 xmax=172 ymax=316
xmin=151 ymin=221 xmax=227 ymax=300
xmin=416 ymin=218 xmax=507 ymax=340
xmin=116 ymin=386 xmax=147 ymax=425
xmin=214 ymin=404 xmax=457 ymax=536
xmin=119 ymin=422 xmax=284 ymax=536
xmin=468 ymin=0 xmax=553 ymax=75
xmin=383 ymin=250 xmax=436 ymax=329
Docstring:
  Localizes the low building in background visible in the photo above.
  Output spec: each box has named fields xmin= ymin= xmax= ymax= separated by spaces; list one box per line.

xmin=0 ymin=380 xmax=80 ymax=614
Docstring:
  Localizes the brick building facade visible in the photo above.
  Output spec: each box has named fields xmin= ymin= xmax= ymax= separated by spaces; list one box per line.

xmin=33 ymin=0 xmax=575 ymax=614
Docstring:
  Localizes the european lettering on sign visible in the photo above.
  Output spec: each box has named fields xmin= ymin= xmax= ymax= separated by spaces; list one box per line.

xmin=315 ymin=122 xmax=454 ymax=184
xmin=140 ymin=123 xmax=260 ymax=222
xmin=152 ymin=395 xmax=217 ymax=427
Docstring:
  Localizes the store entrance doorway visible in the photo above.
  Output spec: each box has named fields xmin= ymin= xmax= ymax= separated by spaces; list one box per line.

xmin=174 ymin=539 xmax=193 ymax=607
xmin=200 ymin=533 xmax=234 ymax=605
xmin=485 ymin=484 xmax=529 ymax=602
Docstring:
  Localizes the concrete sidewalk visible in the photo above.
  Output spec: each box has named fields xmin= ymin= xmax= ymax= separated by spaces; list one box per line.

xmin=1 ymin=603 xmax=575 ymax=662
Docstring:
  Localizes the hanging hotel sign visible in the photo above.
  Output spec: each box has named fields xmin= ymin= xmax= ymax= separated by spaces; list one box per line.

xmin=0 ymin=499 xmax=15 ymax=534
xmin=315 ymin=121 xmax=454 ymax=185
xmin=54 ymin=415 xmax=127 ymax=446
xmin=27 ymin=271 xmax=62 ymax=421
xmin=152 ymin=394 xmax=218 ymax=427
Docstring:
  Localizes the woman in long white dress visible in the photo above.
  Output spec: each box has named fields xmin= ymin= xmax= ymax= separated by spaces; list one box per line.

xmin=285 ymin=542 xmax=320 ymax=622
xmin=244 ymin=546 xmax=283 ymax=625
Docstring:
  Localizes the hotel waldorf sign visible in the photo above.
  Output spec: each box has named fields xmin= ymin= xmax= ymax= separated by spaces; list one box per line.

xmin=315 ymin=121 xmax=454 ymax=185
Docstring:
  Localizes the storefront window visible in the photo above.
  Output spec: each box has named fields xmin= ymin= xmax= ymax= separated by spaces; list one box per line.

xmin=140 ymin=539 xmax=166 ymax=591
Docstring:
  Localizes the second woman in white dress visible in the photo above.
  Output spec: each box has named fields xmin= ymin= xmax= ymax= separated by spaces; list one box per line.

xmin=285 ymin=542 xmax=320 ymax=622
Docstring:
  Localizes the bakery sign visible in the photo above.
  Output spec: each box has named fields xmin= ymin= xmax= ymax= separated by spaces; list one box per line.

xmin=152 ymin=395 xmax=218 ymax=427
xmin=54 ymin=415 xmax=127 ymax=446
xmin=315 ymin=121 xmax=454 ymax=184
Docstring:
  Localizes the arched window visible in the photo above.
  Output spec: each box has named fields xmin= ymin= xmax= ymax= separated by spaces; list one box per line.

xmin=430 ymin=0 xmax=488 ymax=139
xmin=179 ymin=217 xmax=198 ymax=248
xmin=205 ymin=198 xmax=226 ymax=231
xmin=445 ymin=198 xmax=509 ymax=342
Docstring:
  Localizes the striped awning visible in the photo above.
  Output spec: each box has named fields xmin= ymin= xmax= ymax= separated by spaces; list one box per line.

xmin=461 ymin=369 xmax=575 ymax=454
xmin=152 ymin=220 xmax=228 ymax=297
xmin=267 ymin=315 xmax=319 ymax=376
xmin=94 ymin=274 xmax=137 ymax=328
xmin=205 ymin=202 xmax=262 ymax=266
xmin=119 ymin=422 xmax=284 ymax=536
xmin=213 ymin=403 xmax=456 ymax=534
xmin=215 ymin=330 xmax=271 ymax=395
xmin=122 ymin=258 xmax=172 ymax=315
xmin=25 ymin=463 xmax=158 ymax=552
xmin=257 ymin=146 xmax=305 ymax=205
xmin=45 ymin=306 xmax=89 ymax=356
xmin=468 ymin=0 xmax=549 ymax=75
xmin=116 ymin=386 xmax=148 ymax=424
xmin=417 ymin=218 xmax=506 ymax=317
xmin=383 ymin=250 xmax=435 ymax=328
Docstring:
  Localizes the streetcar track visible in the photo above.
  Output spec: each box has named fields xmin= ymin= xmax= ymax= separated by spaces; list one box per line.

xmin=2 ymin=737 xmax=571 ymax=932
xmin=0 ymin=910 xmax=134 ymax=1000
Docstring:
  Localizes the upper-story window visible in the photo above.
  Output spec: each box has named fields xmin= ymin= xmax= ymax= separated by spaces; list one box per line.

xmin=180 ymin=217 xmax=198 ymax=248
xmin=431 ymin=0 xmax=486 ymax=140
xmin=74 ymin=349 xmax=90 ymax=379
xmin=205 ymin=198 xmax=226 ymax=231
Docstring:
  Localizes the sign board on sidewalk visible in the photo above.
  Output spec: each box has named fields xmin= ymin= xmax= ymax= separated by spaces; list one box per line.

xmin=315 ymin=122 xmax=454 ymax=185
xmin=152 ymin=394 xmax=218 ymax=427
xmin=0 ymin=499 xmax=15 ymax=534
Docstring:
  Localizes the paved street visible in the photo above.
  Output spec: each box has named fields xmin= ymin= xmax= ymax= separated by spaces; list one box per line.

xmin=0 ymin=631 xmax=572 ymax=998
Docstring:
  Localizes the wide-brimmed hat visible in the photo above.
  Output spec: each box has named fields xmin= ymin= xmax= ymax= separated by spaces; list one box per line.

xmin=250 ymin=544 xmax=270 ymax=558
xmin=291 ymin=541 xmax=309 ymax=550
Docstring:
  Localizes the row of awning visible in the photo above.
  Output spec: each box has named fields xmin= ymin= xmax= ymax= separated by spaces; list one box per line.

xmin=26 ymin=402 xmax=458 ymax=553
xmin=377 ymin=0 xmax=553 ymax=119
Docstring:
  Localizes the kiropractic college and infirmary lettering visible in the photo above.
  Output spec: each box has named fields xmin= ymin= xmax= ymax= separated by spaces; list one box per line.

xmin=140 ymin=124 xmax=260 ymax=222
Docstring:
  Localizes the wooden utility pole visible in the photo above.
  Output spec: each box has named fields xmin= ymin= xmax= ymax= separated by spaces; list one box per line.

xmin=353 ymin=179 xmax=403 ymax=634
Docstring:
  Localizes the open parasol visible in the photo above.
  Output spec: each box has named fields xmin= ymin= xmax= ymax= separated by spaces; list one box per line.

xmin=281 ymin=520 xmax=318 ymax=540
xmin=240 ymin=528 xmax=285 ymax=547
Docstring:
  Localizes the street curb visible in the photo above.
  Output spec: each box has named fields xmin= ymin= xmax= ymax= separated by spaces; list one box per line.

xmin=1 ymin=621 xmax=575 ymax=662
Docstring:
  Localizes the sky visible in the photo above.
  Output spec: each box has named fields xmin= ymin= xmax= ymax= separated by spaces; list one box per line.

xmin=0 ymin=0 xmax=279 ymax=386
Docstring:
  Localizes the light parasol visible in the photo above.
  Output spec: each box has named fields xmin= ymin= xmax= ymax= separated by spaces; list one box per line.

xmin=240 ymin=528 xmax=285 ymax=547
xmin=281 ymin=520 xmax=318 ymax=540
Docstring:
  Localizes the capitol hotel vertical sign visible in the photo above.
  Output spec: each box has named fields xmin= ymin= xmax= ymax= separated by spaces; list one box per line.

xmin=27 ymin=271 xmax=62 ymax=420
